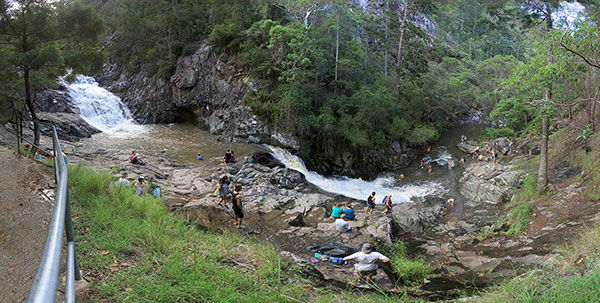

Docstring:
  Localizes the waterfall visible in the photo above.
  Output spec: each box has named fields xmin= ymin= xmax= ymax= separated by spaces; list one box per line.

xmin=66 ymin=76 xmax=135 ymax=132
xmin=267 ymin=146 xmax=445 ymax=203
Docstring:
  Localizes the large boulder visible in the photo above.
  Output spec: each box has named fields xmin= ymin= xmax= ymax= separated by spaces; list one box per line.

xmin=457 ymin=140 xmax=480 ymax=154
xmin=250 ymin=151 xmax=284 ymax=168
xmin=459 ymin=162 xmax=524 ymax=205
xmin=392 ymin=197 xmax=452 ymax=233
xmin=270 ymin=167 xmax=306 ymax=190
xmin=36 ymin=112 xmax=100 ymax=141
xmin=492 ymin=137 xmax=511 ymax=155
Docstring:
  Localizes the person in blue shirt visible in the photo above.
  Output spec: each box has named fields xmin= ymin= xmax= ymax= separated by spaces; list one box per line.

xmin=331 ymin=204 xmax=343 ymax=219
xmin=343 ymin=204 xmax=356 ymax=220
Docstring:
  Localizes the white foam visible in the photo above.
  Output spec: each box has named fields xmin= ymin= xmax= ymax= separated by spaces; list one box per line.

xmin=67 ymin=75 xmax=135 ymax=132
xmin=267 ymin=146 xmax=445 ymax=203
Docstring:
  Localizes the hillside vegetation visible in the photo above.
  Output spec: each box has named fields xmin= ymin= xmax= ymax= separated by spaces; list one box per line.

xmin=79 ymin=0 xmax=598 ymax=170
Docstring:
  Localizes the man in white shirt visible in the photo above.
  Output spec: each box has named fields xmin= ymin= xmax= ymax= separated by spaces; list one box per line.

xmin=343 ymin=243 xmax=390 ymax=283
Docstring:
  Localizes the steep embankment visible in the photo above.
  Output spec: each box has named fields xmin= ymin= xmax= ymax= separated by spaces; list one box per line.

xmin=470 ymin=118 xmax=600 ymax=302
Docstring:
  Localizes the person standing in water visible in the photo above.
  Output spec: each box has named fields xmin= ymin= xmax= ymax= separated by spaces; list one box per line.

xmin=366 ymin=192 xmax=376 ymax=215
xmin=231 ymin=183 xmax=244 ymax=228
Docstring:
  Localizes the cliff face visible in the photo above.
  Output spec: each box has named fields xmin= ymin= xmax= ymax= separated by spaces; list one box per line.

xmin=98 ymin=41 xmax=300 ymax=151
xmin=98 ymin=40 xmax=415 ymax=177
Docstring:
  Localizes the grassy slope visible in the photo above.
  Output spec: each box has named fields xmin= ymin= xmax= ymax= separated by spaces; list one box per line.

xmin=474 ymin=120 xmax=600 ymax=302
xmin=69 ymin=164 xmax=420 ymax=303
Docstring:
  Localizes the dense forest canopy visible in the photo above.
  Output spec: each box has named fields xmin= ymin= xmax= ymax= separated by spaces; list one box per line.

xmin=3 ymin=0 xmax=600 ymax=174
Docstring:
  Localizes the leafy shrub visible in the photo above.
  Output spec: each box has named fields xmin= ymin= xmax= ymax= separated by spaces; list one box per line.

xmin=181 ymin=45 xmax=196 ymax=56
xmin=406 ymin=126 xmax=439 ymax=146
xmin=388 ymin=242 xmax=432 ymax=286
xmin=484 ymin=127 xmax=515 ymax=141
xmin=242 ymin=90 xmax=280 ymax=123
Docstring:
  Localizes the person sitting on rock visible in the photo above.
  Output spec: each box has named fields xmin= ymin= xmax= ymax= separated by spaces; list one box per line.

xmin=343 ymin=204 xmax=355 ymax=220
xmin=460 ymin=135 xmax=467 ymax=144
xmin=129 ymin=151 xmax=146 ymax=165
xmin=224 ymin=150 xmax=236 ymax=164
xmin=343 ymin=243 xmax=390 ymax=284
xmin=331 ymin=203 xmax=343 ymax=219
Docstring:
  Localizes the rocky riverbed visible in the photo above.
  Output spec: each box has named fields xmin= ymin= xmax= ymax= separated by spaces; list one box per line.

xmin=4 ymin=118 xmax=597 ymax=300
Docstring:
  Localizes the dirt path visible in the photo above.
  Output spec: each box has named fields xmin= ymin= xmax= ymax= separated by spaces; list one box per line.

xmin=0 ymin=145 xmax=55 ymax=303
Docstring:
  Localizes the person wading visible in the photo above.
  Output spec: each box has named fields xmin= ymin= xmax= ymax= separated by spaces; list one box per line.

xmin=231 ymin=183 xmax=244 ymax=228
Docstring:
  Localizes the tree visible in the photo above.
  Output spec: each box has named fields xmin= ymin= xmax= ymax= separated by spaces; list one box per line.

xmin=0 ymin=0 xmax=104 ymax=152
xmin=559 ymin=11 xmax=600 ymax=131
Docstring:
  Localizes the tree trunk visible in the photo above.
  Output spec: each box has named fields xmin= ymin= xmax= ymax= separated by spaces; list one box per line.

xmin=23 ymin=67 xmax=40 ymax=155
xmin=395 ymin=3 xmax=408 ymax=96
xmin=334 ymin=14 xmax=339 ymax=93
xmin=384 ymin=15 xmax=388 ymax=77
xmin=537 ymin=4 xmax=553 ymax=193
xmin=538 ymin=116 xmax=549 ymax=192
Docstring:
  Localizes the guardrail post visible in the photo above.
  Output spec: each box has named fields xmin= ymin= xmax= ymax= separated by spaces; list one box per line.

xmin=65 ymin=190 xmax=81 ymax=281
xmin=52 ymin=133 xmax=59 ymax=186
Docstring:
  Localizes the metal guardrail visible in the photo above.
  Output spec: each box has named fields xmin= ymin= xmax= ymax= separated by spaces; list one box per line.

xmin=9 ymin=112 xmax=81 ymax=302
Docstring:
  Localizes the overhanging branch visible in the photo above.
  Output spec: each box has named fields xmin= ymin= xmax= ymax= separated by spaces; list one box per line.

xmin=560 ymin=31 xmax=600 ymax=69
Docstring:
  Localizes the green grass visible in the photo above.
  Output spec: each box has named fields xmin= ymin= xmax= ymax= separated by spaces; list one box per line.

xmin=69 ymin=164 xmax=418 ymax=302
xmin=500 ymin=174 xmax=537 ymax=236
xmin=379 ymin=242 xmax=432 ymax=287
xmin=505 ymin=201 xmax=531 ymax=235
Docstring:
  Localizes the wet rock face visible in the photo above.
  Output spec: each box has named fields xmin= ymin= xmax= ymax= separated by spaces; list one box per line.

xmin=100 ymin=41 xmax=300 ymax=151
xmin=249 ymin=151 xmax=284 ymax=168
xmin=392 ymin=197 xmax=452 ymax=233
xmin=27 ymin=88 xmax=101 ymax=141
xmin=34 ymin=89 xmax=78 ymax=114
xmin=36 ymin=112 xmax=100 ymax=141
xmin=459 ymin=163 xmax=524 ymax=205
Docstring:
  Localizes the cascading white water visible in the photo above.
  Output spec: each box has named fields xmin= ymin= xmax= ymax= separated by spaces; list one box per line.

xmin=268 ymin=146 xmax=446 ymax=203
xmin=66 ymin=76 xmax=135 ymax=132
